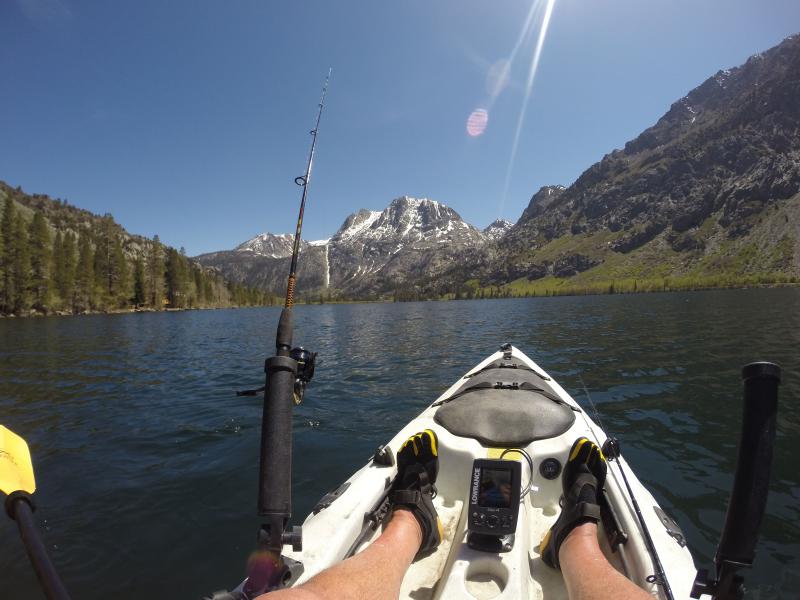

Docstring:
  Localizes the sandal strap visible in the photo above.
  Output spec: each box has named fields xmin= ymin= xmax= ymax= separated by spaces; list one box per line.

xmin=566 ymin=472 xmax=600 ymax=505
xmin=391 ymin=490 xmax=423 ymax=505
xmin=561 ymin=500 xmax=601 ymax=526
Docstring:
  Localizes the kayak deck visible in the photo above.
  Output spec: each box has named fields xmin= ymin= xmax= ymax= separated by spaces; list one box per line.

xmin=287 ymin=346 xmax=696 ymax=599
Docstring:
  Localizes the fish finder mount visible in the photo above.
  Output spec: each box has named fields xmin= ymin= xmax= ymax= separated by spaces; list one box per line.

xmin=467 ymin=458 xmax=522 ymax=553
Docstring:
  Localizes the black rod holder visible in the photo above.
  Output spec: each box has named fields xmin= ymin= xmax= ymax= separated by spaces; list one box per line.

xmin=716 ymin=362 xmax=780 ymax=597
xmin=257 ymin=308 xmax=297 ymax=551
xmin=692 ymin=361 xmax=781 ymax=599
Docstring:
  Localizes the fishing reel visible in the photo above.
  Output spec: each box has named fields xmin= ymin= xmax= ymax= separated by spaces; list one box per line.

xmin=235 ymin=347 xmax=316 ymax=402
xmin=290 ymin=346 xmax=317 ymax=405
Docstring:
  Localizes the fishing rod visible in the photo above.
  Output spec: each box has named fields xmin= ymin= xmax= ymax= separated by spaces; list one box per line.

xmin=243 ymin=70 xmax=331 ymax=597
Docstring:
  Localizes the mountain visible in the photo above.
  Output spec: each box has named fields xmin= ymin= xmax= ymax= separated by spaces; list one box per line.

xmin=235 ymin=232 xmax=299 ymax=258
xmin=196 ymin=196 xmax=487 ymax=297
xmin=482 ymin=219 xmax=514 ymax=241
xmin=491 ymin=34 xmax=800 ymax=288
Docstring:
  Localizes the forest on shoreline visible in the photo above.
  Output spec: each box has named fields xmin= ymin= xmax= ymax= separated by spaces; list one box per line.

xmin=0 ymin=194 xmax=275 ymax=317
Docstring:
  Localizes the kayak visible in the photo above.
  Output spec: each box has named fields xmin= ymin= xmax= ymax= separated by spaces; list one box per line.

xmin=278 ymin=344 xmax=696 ymax=599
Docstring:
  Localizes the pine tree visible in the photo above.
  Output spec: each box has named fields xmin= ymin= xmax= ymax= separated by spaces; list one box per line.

xmin=0 ymin=196 xmax=16 ymax=313
xmin=165 ymin=247 xmax=185 ymax=307
xmin=51 ymin=230 xmax=65 ymax=306
xmin=61 ymin=232 xmax=77 ymax=308
xmin=193 ymin=266 xmax=204 ymax=305
xmin=12 ymin=217 xmax=30 ymax=313
xmin=28 ymin=211 xmax=51 ymax=312
xmin=179 ymin=247 xmax=194 ymax=307
xmin=146 ymin=235 xmax=164 ymax=308
xmin=93 ymin=216 xmax=115 ymax=308
xmin=111 ymin=236 xmax=129 ymax=307
xmin=75 ymin=233 xmax=94 ymax=312
xmin=133 ymin=258 xmax=146 ymax=306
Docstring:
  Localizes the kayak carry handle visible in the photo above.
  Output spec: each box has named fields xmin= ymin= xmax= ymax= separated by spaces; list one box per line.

xmin=692 ymin=361 xmax=780 ymax=600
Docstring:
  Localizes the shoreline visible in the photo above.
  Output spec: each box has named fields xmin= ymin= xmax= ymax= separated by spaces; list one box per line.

xmin=0 ymin=304 xmax=269 ymax=319
xmin=1 ymin=281 xmax=798 ymax=319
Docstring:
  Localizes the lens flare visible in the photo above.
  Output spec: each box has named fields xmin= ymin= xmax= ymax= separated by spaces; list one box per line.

xmin=466 ymin=108 xmax=489 ymax=137
xmin=244 ymin=549 xmax=283 ymax=595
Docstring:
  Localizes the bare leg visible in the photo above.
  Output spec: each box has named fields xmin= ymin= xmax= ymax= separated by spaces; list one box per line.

xmin=259 ymin=509 xmax=421 ymax=600
xmin=560 ymin=523 xmax=652 ymax=600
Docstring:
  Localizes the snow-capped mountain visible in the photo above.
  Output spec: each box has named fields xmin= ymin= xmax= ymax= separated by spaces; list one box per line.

xmin=482 ymin=219 xmax=513 ymax=241
xmin=234 ymin=232 xmax=330 ymax=257
xmin=235 ymin=232 xmax=298 ymax=258
xmin=328 ymin=196 xmax=485 ymax=292
xmin=195 ymin=195 xmax=491 ymax=296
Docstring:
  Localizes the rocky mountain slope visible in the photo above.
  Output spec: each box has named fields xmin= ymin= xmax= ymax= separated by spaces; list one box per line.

xmin=491 ymin=34 xmax=800 ymax=287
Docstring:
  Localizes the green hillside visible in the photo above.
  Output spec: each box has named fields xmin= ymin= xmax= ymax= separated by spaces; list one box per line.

xmin=0 ymin=182 xmax=276 ymax=316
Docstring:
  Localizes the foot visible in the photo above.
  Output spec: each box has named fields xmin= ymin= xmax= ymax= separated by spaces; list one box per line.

xmin=390 ymin=430 xmax=443 ymax=560
xmin=539 ymin=437 xmax=607 ymax=569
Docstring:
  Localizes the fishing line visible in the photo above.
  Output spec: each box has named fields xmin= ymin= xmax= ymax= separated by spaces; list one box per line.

xmin=577 ymin=373 xmax=607 ymax=432
xmin=577 ymin=373 xmax=674 ymax=600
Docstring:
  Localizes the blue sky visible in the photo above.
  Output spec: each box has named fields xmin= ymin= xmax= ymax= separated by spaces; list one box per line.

xmin=1 ymin=0 xmax=798 ymax=255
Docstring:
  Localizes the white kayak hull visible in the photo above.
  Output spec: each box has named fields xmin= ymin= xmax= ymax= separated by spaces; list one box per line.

xmin=284 ymin=346 xmax=697 ymax=599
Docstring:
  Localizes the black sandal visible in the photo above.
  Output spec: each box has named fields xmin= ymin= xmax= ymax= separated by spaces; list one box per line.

xmin=390 ymin=430 xmax=443 ymax=559
xmin=539 ymin=437 xmax=607 ymax=569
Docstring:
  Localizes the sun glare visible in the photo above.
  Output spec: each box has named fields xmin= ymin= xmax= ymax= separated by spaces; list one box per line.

xmin=498 ymin=0 xmax=558 ymax=217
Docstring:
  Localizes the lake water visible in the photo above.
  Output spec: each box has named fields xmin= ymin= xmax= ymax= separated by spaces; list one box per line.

xmin=1 ymin=289 xmax=798 ymax=599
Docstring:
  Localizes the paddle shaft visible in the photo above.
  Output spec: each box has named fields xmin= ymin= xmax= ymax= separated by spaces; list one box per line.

xmin=9 ymin=495 xmax=71 ymax=600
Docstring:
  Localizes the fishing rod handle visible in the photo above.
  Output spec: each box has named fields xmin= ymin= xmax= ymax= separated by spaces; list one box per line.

xmin=9 ymin=493 xmax=72 ymax=600
xmin=716 ymin=362 xmax=780 ymax=567
xmin=275 ymin=307 xmax=294 ymax=355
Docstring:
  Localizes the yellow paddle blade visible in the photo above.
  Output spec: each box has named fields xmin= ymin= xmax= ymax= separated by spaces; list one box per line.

xmin=0 ymin=426 xmax=36 ymax=496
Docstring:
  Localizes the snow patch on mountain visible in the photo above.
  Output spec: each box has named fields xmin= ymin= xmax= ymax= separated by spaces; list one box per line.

xmin=333 ymin=209 xmax=382 ymax=241
xmin=235 ymin=232 xmax=297 ymax=258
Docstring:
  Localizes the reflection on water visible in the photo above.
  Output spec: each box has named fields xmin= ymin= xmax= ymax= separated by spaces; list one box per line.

xmin=1 ymin=288 xmax=798 ymax=598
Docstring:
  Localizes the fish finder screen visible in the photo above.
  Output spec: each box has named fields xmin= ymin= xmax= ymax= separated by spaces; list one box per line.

xmin=479 ymin=468 xmax=512 ymax=508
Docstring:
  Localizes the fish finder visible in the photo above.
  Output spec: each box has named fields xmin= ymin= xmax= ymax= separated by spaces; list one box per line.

xmin=467 ymin=458 xmax=522 ymax=552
